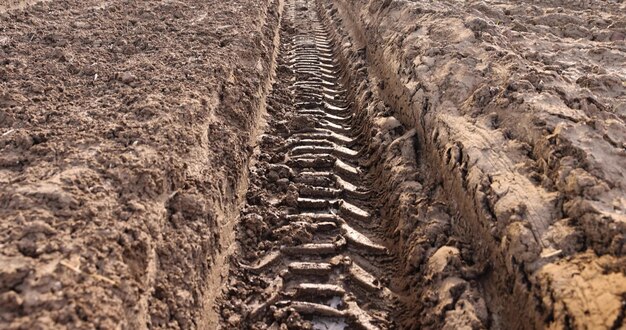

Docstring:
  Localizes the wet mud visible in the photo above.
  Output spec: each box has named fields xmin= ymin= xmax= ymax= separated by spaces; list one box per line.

xmin=218 ymin=1 xmax=405 ymax=328
xmin=217 ymin=0 xmax=490 ymax=329
xmin=317 ymin=0 xmax=626 ymax=328
xmin=218 ymin=0 xmax=626 ymax=328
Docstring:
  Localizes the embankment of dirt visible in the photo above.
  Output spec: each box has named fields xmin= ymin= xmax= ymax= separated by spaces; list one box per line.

xmin=0 ymin=0 xmax=283 ymax=328
xmin=318 ymin=3 xmax=490 ymax=329
xmin=319 ymin=0 xmax=626 ymax=328
xmin=343 ymin=22 xmax=488 ymax=330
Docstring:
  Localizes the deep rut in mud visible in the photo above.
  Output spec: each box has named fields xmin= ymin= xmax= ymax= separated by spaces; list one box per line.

xmin=217 ymin=0 xmax=400 ymax=329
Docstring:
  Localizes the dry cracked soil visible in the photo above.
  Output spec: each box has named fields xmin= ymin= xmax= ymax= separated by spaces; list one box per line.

xmin=0 ymin=0 xmax=625 ymax=329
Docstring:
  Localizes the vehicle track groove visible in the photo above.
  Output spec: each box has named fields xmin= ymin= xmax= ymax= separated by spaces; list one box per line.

xmin=218 ymin=0 xmax=399 ymax=328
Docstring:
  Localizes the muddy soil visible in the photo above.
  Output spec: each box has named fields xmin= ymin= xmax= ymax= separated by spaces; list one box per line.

xmin=320 ymin=0 xmax=626 ymax=328
xmin=218 ymin=1 xmax=423 ymax=328
xmin=0 ymin=0 xmax=281 ymax=328
xmin=216 ymin=0 xmax=492 ymax=328
xmin=1 ymin=0 xmax=625 ymax=329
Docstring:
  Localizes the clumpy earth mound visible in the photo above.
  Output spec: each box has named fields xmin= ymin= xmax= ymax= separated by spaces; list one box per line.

xmin=0 ymin=0 xmax=281 ymax=328
xmin=320 ymin=0 xmax=625 ymax=328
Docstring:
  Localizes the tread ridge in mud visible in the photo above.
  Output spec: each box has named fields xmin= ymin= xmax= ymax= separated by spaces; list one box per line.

xmin=219 ymin=0 xmax=396 ymax=329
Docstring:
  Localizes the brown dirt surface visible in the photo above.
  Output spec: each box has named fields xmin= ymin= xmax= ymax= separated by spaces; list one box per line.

xmin=0 ymin=0 xmax=281 ymax=328
xmin=2 ymin=0 xmax=626 ymax=329
xmin=321 ymin=0 xmax=626 ymax=328
xmin=0 ymin=0 xmax=48 ymax=13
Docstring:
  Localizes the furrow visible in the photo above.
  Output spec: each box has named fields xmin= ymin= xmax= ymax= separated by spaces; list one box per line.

xmin=218 ymin=0 xmax=399 ymax=328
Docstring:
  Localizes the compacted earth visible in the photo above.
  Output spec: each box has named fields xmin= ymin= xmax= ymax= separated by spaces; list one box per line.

xmin=1 ymin=0 xmax=625 ymax=329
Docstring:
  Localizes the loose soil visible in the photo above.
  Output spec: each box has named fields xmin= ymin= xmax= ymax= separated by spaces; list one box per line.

xmin=1 ymin=0 xmax=625 ymax=329
xmin=1 ymin=0 xmax=281 ymax=328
